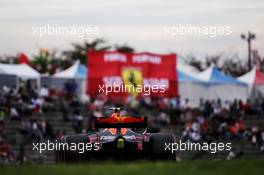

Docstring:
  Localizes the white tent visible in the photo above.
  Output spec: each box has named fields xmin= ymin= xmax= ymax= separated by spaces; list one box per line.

xmin=176 ymin=62 xmax=209 ymax=106
xmin=178 ymin=70 xmax=208 ymax=107
xmin=53 ymin=60 xmax=87 ymax=79
xmin=195 ymin=65 xmax=248 ymax=102
xmin=53 ymin=60 xmax=87 ymax=96
xmin=0 ymin=63 xmax=40 ymax=79
xmin=177 ymin=61 xmax=199 ymax=77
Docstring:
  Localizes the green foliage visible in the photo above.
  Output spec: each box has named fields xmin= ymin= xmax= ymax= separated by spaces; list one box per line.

xmin=0 ymin=159 xmax=263 ymax=175
xmin=63 ymin=39 xmax=111 ymax=65
xmin=31 ymin=49 xmax=51 ymax=73
xmin=4 ymin=38 xmax=263 ymax=77
xmin=29 ymin=39 xmax=123 ymax=74
xmin=115 ymin=44 xmax=135 ymax=53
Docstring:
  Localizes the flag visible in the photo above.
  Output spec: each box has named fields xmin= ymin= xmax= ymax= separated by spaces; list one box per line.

xmin=87 ymin=51 xmax=178 ymax=98
xmin=19 ymin=53 xmax=30 ymax=65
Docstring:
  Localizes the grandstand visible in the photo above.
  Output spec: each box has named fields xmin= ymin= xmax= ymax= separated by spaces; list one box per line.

xmin=1 ymin=94 xmax=263 ymax=164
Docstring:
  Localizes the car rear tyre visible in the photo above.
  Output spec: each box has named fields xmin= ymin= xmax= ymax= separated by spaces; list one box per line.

xmin=57 ymin=134 xmax=91 ymax=162
xmin=150 ymin=133 xmax=176 ymax=160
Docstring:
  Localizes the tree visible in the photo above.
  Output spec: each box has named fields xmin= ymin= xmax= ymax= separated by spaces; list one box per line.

xmin=0 ymin=54 xmax=18 ymax=64
xmin=205 ymin=54 xmax=221 ymax=68
xmin=31 ymin=49 xmax=49 ymax=73
xmin=115 ymin=43 xmax=135 ymax=53
xmin=63 ymin=39 xmax=111 ymax=65
xmin=182 ymin=54 xmax=203 ymax=71
xmin=31 ymin=48 xmax=61 ymax=74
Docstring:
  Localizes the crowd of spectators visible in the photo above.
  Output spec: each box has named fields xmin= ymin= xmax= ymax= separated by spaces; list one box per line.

xmin=0 ymin=81 xmax=264 ymax=163
xmin=0 ymin=79 xmax=81 ymax=163
xmin=178 ymin=97 xmax=264 ymax=156
xmin=81 ymin=94 xmax=264 ymax=156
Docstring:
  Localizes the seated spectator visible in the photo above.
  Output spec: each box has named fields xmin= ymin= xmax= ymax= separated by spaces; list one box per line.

xmin=48 ymin=85 xmax=58 ymax=100
xmin=64 ymin=79 xmax=78 ymax=100
xmin=45 ymin=121 xmax=55 ymax=139
xmin=199 ymin=98 xmax=205 ymax=113
xmin=139 ymin=95 xmax=151 ymax=109
xmin=93 ymin=95 xmax=106 ymax=110
xmin=199 ymin=117 xmax=209 ymax=138
xmin=39 ymin=85 xmax=49 ymax=98
xmin=0 ymin=137 xmax=14 ymax=163
xmin=250 ymin=126 xmax=260 ymax=145
xmin=72 ymin=109 xmax=84 ymax=133
xmin=126 ymin=95 xmax=139 ymax=109
xmin=2 ymin=85 xmax=11 ymax=95
xmin=253 ymin=98 xmax=262 ymax=115
xmin=31 ymin=97 xmax=43 ymax=114
xmin=229 ymin=122 xmax=240 ymax=138
xmin=10 ymin=106 xmax=19 ymax=120
xmin=212 ymin=99 xmax=222 ymax=118
xmin=191 ymin=119 xmax=201 ymax=142
xmin=0 ymin=121 xmax=4 ymax=136
xmin=157 ymin=112 xmax=170 ymax=126
xmin=260 ymin=130 xmax=264 ymax=153
xmin=92 ymin=109 xmax=103 ymax=118
xmin=0 ymin=108 xmax=5 ymax=121
xmin=238 ymin=117 xmax=246 ymax=133
xmin=180 ymin=98 xmax=190 ymax=112
xmin=244 ymin=99 xmax=253 ymax=114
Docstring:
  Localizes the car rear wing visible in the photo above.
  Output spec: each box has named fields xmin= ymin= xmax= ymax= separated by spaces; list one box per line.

xmin=95 ymin=116 xmax=147 ymax=128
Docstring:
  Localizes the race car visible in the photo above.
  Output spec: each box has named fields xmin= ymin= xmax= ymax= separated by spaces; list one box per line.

xmin=57 ymin=107 xmax=176 ymax=162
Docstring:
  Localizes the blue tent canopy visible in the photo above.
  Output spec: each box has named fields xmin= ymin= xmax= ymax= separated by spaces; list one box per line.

xmin=54 ymin=60 xmax=87 ymax=79
xmin=196 ymin=66 xmax=246 ymax=86
xmin=209 ymin=67 xmax=246 ymax=85
xmin=177 ymin=70 xmax=204 ymax=83
xmin=76 ymin=64 xmax=87 ymax=78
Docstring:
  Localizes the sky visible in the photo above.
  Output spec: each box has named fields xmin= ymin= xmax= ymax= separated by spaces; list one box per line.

xmin=0 ymin=0 xmax=263 ymax=61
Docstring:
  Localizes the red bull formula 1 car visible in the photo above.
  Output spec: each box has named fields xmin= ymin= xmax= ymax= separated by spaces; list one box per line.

xmin=58 ymin=107 xmax=175 ymax=162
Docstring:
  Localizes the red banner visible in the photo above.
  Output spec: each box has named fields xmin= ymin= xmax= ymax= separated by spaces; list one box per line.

xmin=87 ymin=51 xmax=178 ymax=98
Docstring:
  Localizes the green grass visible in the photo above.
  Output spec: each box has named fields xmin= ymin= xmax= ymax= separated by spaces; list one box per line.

xmin=1 ymin=159 xmax=263 ymax=175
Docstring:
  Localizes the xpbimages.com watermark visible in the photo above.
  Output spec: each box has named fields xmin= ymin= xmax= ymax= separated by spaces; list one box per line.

xmin=32 ymin=140 xmax=100 ymax=154
xmin=164 ymin=141 xmax=232 ymax=154
xmin=32 ymin=140 xmax=232 ymax=155
xmin=164 ymin=24 xmax=232 ymax=38
xmin=32 ymin=24 xmax=100 ymax=38
xmin=98 ymin=82 xmax=166 ymax=96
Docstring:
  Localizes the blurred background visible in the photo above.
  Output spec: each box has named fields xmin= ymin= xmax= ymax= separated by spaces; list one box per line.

xmin=0 ymin=0 xmax=264 ymax=166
